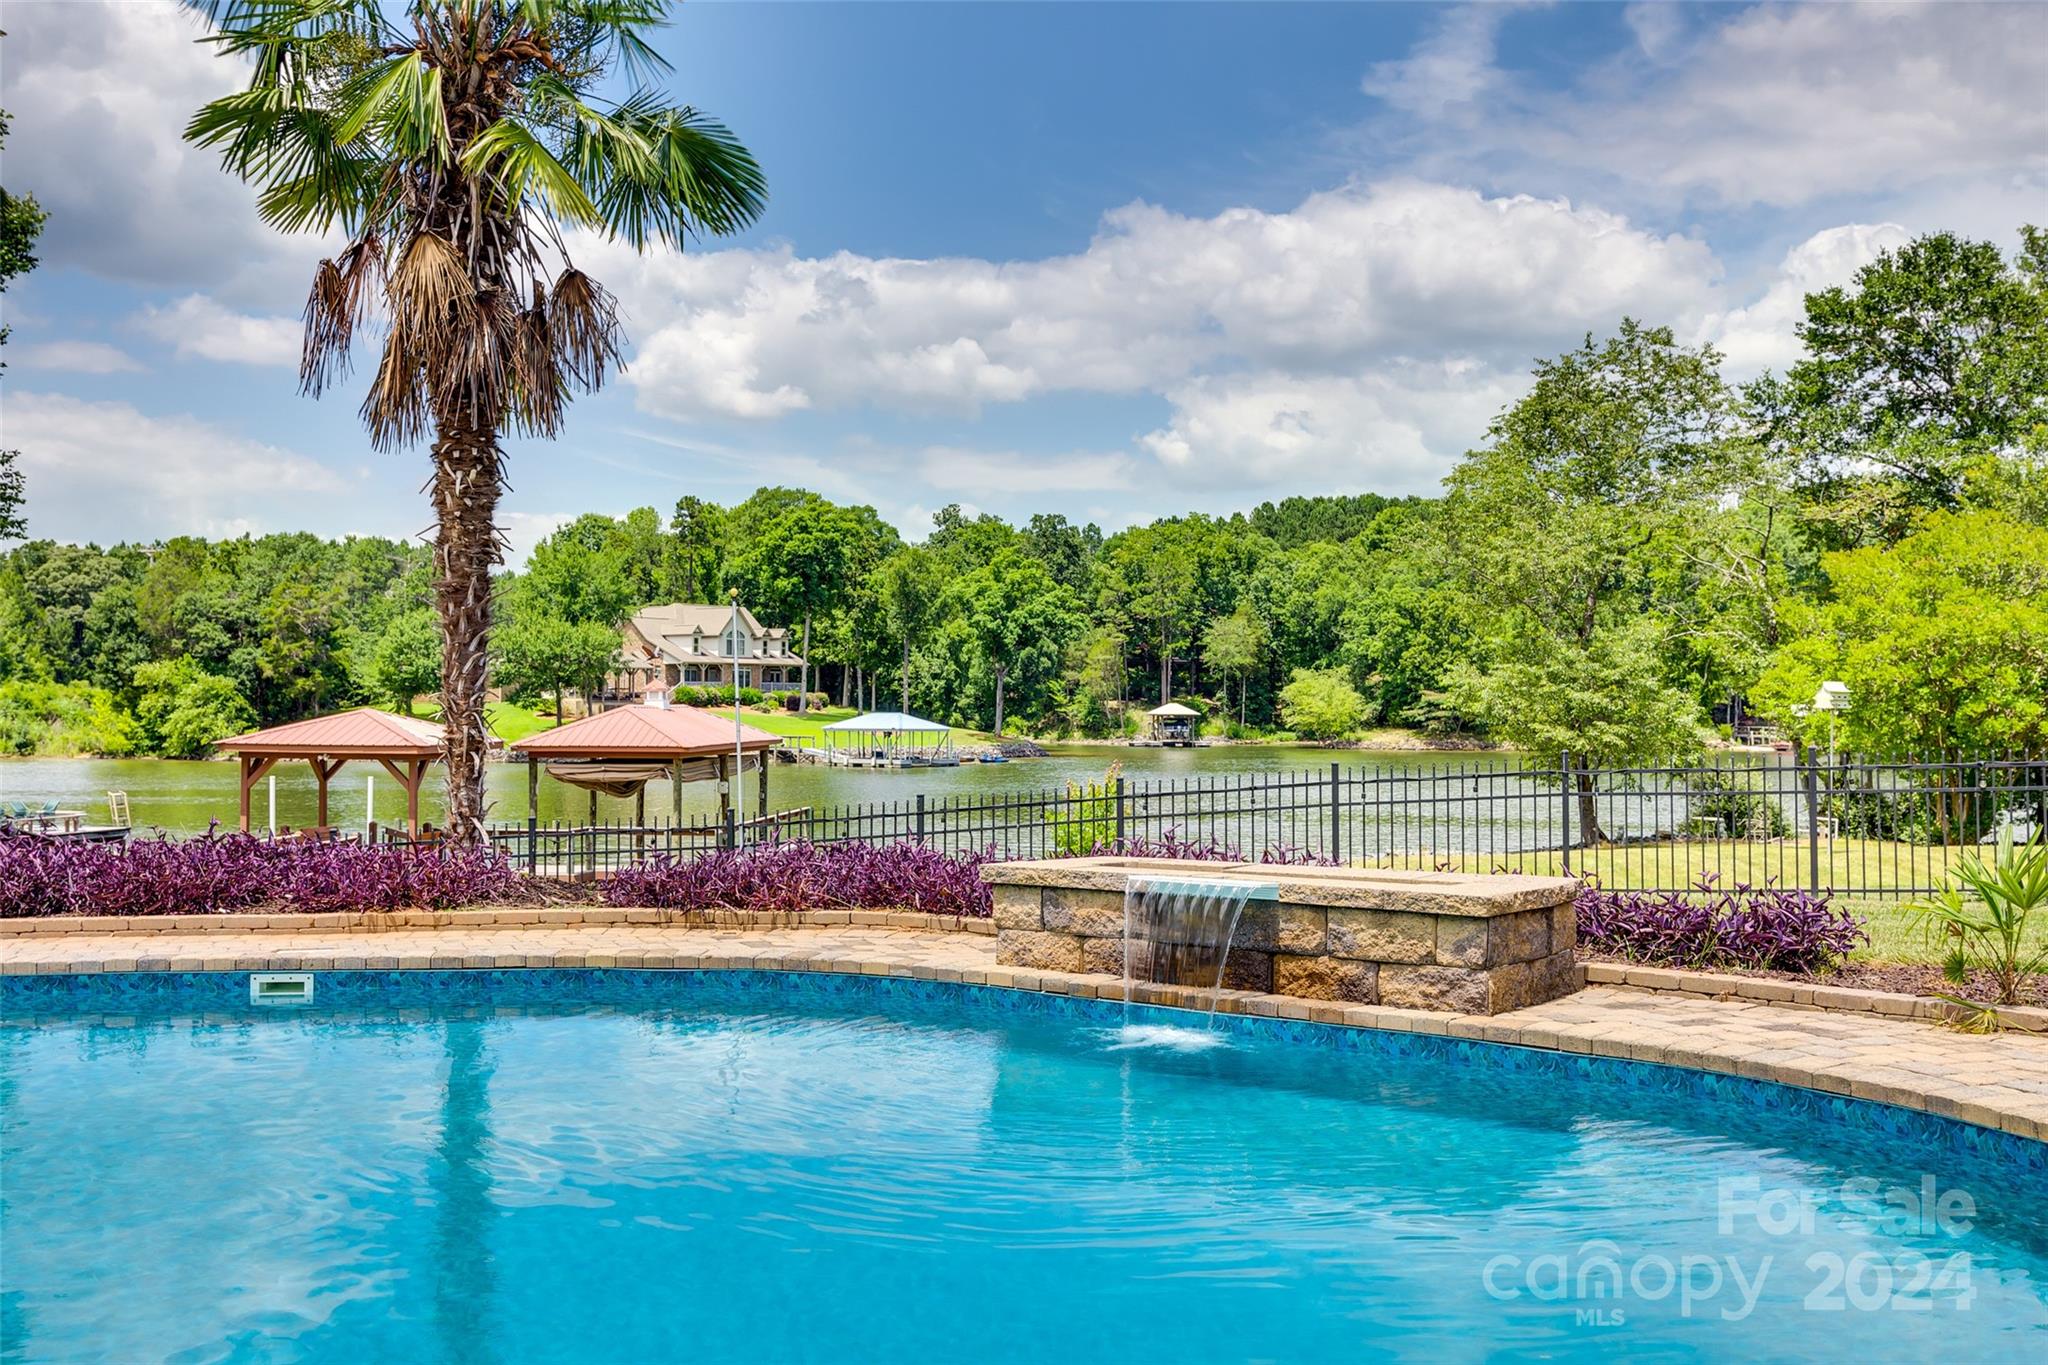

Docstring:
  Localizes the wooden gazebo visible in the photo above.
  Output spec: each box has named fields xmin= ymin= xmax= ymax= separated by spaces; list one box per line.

xmin=509 ymin=703 xmax=783 ymax=831
xmin=216 ymin=708 xmax=443 ymax=835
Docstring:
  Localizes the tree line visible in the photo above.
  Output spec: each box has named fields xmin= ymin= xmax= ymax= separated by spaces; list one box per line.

xmin=2 ymin=226 xmax=2043 ymax=768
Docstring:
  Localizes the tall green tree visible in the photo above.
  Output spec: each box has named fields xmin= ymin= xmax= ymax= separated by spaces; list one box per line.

xmin=1753 ymin=510 xmax=2048 ymax=759
xmin=132 ymin=659 xmax=257 ymax=759
xmin=1099 ymin=520 xmax=1201 ymax=704
xmin=956 ymin=548 xmax=1081 ymax=734
xmin=495 ymin=611 xmax=619 ymax=722
xmin=1751 ymin=227 xmax=2048 ymax=549
xmin=726 ymin=501 xmax=870 ymax=710
xmin=364 ymin=607 xmax=445 ymax=712
xmin=874 ymin=546 xmax=940 ymax=713
xmin=1444 ymin=321 xmax=1737 ymax=840
xmin=669 ymin=495 xmax=726 ymax=600
xmin=188 ymin=0 xmax=764 ymax=841
xmin=1201 ymin=605 xmax=1266 ymax=728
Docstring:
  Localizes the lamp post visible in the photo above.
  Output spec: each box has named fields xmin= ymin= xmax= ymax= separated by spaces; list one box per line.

xmin=731 ymin=588 xmax=745 ymax=850
xmin=1812 ymin=680 xmax=1850 ymax=773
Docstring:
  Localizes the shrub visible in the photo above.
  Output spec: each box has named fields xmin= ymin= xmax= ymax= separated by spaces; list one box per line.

xmin=1912 ymin=831 xmax=2048 ymax=1010
xmin=0 ymin=831 xmax=531 ymax=917
xmin=1056 ymin=828 xmax=1335 ymax=866
xmin=603 ymin=841 xmax=993 ymax=918
xmin=1679 ymin=769 xmax=1789 ymax=839
xmin=132 ymin=659 xmax=255 ymax=759
xmin=1279 ymin=668 xmax=1369 ymax=743
xmin=1048 ymin=764 xmax=1121 ymax=856
xmin=1575 ymin=877 xmax=1864 ymax=974
xmin=0 ymin=680 xmax=137 ymax=757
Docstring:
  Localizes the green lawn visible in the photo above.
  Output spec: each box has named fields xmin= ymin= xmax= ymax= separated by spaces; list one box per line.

xmin=1360 ymin=838 xmax=2047 ymax=967
xmin=732 ymin=705 xmax=862 ymax=743
xmin=412 ymin=700 xmax=561 ymax=743
xmin=734 ymin=705 xmax=1000 ymax=746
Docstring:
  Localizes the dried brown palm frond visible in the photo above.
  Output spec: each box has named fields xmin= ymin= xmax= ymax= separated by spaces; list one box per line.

xmin=548 ymin=268 xmax=622 ymax=391
xmin=301 ymin=230 xmax=384 ymax=397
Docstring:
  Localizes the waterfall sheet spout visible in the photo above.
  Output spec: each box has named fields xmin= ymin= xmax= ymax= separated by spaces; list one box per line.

xmin=1121 ymin=875 xmax=1277 ymax=1019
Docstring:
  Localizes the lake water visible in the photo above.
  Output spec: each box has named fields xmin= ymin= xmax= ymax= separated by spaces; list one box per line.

xmin=0 ymin=745 xmax=1519 ymax=839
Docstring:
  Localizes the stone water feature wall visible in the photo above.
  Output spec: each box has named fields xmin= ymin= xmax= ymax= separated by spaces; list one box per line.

xmin=984 ymin=858 xmax=1580 ymax=1015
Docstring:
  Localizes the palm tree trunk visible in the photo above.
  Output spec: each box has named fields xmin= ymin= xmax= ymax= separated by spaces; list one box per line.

xmin=431 ymin=424 xmax=503 ymax=847
xmin=993 ymin=666 xmax=1007 ymax=736
xmin=901 ymin=635 xmax=911 ymax=713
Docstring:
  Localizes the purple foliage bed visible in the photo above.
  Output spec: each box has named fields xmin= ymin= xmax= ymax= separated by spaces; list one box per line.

xmin=0 ymin=825 xmax=1340 ymax=922
xmin=603 ymin=842 xmax=994 ymax=918
xmin=0 ymin=831 xmax=530 ymax=918
xmin=1574 ymin=877 xmax=1865 ymax=974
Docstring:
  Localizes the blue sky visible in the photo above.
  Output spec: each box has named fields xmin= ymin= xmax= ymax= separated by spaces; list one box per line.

xmin=4 ymin=1 xmax=2042 ymax=559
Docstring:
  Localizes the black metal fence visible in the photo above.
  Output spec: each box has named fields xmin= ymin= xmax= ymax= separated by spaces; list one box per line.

xmin=483 ymin=754 xmax=2048 ymax=900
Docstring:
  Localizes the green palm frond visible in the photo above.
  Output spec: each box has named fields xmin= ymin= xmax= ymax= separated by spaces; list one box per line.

xmin=584 ymin=98 xmax=766 ymax=249
xmin=461 ymin=120 xmax=602 ymax=228
xmin=336 ymin=54 xmax=452 ymax=165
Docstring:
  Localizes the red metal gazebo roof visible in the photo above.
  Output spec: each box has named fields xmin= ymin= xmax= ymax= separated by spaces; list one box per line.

xmin=216 ymin=707 xmax=445 ymax=758
xmin=509 ymin=705 xmax=783 ymax=759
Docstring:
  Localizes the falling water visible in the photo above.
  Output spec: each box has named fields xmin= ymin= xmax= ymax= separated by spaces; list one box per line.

xmin=1120 ymin=875 xmax=1271 ymax=1023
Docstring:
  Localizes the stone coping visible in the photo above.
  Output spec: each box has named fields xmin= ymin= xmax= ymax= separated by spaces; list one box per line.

xmin=0 ymin=908 xmax=996 ymax=937
xmin=4 ymin=925 xmax=2043 ymax=1143
xmin=981 ymin=856 xmax=1576 ymax=917
xmin=1583 ymin=961 xmax=2048 ymax=1034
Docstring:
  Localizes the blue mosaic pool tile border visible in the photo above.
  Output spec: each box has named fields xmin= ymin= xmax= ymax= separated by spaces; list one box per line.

xmin=6 ymin=966 xmax=2042 ymax=1184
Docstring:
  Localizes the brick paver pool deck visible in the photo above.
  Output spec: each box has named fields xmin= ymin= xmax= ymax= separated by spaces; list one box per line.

xmin=6 ymin=924 xmax=2046 ymax=1143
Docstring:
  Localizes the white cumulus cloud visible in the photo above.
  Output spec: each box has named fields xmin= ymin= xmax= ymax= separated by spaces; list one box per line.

xmin=1368 ymin=1 xmax=2047 ymax=211
xmin=1698 ymin=223 xmax=1913 ymax=377
xmin=0 ymin=0 xmax=330 ymax=302
xmin=594 ymin=179 xmax=1720 ymax=429
xmin=6 ymin=391 xmax=347 ymax=542
xmin=13 ymin=340 xmax=145 ymax=374
xmin=136 ymin=295 xmax=302 ymax=368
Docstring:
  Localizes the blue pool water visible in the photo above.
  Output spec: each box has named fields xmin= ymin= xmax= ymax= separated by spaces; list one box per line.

xmin=3 ymin=971 xmax=2045 ymax=1364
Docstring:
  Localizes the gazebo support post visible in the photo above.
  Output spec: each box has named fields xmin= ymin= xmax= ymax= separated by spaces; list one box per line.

xmin=757 ymin=757 xmax=767 ymax=818
xmin=374 ymin=758 xmax=429 ymax=839
xmin=312 ymin=758 xmax=340 ymax=833
xmin=237 ymin=755 xmax=280 ymax=834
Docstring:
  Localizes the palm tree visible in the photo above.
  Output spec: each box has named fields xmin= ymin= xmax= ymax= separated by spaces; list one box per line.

xmin=186 ymin=1 xmax=764 ymax=842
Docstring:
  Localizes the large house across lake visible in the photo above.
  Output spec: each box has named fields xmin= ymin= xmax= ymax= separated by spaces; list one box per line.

xmin=609 ymin=602 xmax=808 ymax=699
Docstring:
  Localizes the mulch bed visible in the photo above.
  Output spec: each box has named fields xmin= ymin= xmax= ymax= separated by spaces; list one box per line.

xmin=1579 ymin=954 xmax=2045 ymax=1009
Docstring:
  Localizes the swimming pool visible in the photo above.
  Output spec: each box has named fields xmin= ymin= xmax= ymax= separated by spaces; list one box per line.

xmin=3 ymin=970 xmax=2044 ymax=1362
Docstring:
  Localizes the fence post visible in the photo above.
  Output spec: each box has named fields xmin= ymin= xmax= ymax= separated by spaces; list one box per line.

xmin=1329 ymin=762 xmax=1342 ymax=864
xmin=722 ymin=807 xmax=736 ymax=853
xmin=1559 ymin=750 xmax=1573 ymax=876
xmin=1804 ymin=759 xmax=1821 ymax=893
xmin=526 ymin=756 xmax=538 ymax=873
xmin=915 ymin=793 xmax=926 ymax=845
xmin=1114 ymin=776 xmax=1127 ymax=849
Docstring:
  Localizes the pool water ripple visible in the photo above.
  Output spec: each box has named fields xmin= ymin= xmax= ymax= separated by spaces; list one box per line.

xmin=2 ymin=974 xmax=2045 ymax=1362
